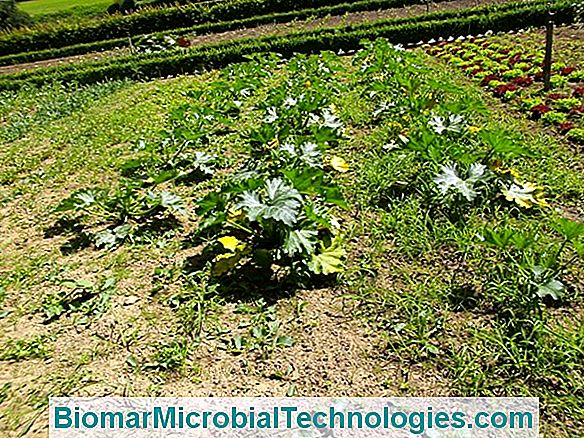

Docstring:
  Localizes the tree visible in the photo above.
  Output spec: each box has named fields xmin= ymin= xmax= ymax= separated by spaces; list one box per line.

xmin=0 ymin=0 xmax=31 ymax=31
xmin=107 ymin=0 xmax=135 ymax=15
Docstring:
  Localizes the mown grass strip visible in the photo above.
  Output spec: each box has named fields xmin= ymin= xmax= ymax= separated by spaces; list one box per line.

xmin=0 ymin=0 xmax=574 ymax=90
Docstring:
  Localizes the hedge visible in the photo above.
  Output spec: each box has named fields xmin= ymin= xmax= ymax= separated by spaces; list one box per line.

xmin=0 ymin=0 xmax=447 ymax=56
xmin=1 ymin=0 xmax=559 ymax=70
xmin=0 ymin=0 xmax=452 ymax=66
xmin=0 ymin=0 xmax=574 ymax=90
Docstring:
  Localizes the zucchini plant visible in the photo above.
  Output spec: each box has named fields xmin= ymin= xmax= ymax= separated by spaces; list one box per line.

xmin=55 ymin=181 xmax=187 ymax=249
xmin=195 ymin=142 xmax=347 ymax=282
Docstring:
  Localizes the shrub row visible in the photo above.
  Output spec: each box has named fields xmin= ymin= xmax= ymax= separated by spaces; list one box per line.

xmin=0 ymin=0 xmax=450 ymax=66
xmin=0 ymin=0 xmax=438 ymax=56
xmin=0 ymin=38 xmax=127 ymax=67
xmin=2 ymin=0 xmax=561 ymax=70
xmin=0 ymin=0 xmax=574 ymax=90
xmin=0 ymin=0 xmax=512 ymax=69
xmin=0 ymin=0 xmax=32 ymax=32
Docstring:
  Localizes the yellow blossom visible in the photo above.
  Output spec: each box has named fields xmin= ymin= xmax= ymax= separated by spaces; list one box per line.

xmin=218 ymin=236 xmax=242 ymax=252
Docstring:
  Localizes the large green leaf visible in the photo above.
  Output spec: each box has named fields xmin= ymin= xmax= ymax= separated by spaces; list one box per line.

xmin=309 ymin=238 xmax=345 ymax=275
xmin=553 ymin=218 xmax=584 ymax=241
xmin=480 ymin=130 xmax=533 ymax=157
xmin=158 ymin=191 xmax=187 ymax=216
xmin=283 ymin=168 xmax=347 ymax=208
xmin=55 ymin=189 xmax=101 ymax=212
xmin=237 ymin=178 xmax=302 ymax=226
xmin=283 ymin=229 xmax=318 ymax=256
xmin=237 ymin=191 xmax=263 ymax=221
xmin=95 ymin=224 xmax=132 ymax=250
xmin=536 ymin=278 xmax=565 ymax=300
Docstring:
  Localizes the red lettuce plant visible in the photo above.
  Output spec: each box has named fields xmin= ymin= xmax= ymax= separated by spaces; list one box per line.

xmin=493 ymin=84 xmax=517 ymax=98
xmin=547 ymin=93 xmax=568 ymax=101
xmin=481 ymin=74 xmax=500 ymax=86
xmin=530 ymin=104 xmax=552 ymax=119
xmin=560 ymin=66 xmax=576 ymax=76
xmin=470 ymin=67 xmax=486 ymax=76
xmin=511 ymin=76 xmax=534 ymax=87
xmin=508 ymin=54 xmax=523 ymax=66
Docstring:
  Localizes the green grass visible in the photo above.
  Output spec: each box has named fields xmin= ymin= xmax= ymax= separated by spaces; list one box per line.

xmin=0 ymin=35 xmax=582 ymax=436
xmin=0 ymin=335 xmax=52 ymax=361
xmin=18 ymin=0 xmax=111 ymax=20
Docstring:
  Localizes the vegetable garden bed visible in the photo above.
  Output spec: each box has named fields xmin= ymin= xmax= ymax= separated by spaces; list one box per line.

xmin=0 ymin=37 xmax=582 ymax=436
xmin=426 ymin=29 xmax=584 ymax=143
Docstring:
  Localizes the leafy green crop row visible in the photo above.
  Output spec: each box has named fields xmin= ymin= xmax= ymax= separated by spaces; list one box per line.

xmin=54 ymin=49 xmax=351 ymax=284
xmin=0 ymin=0 xmax=443 ymax=56
xmin=0 ymin=0 xmax=451 ymax=66
xmin=0 ymin=0 xmax=575 ymax=91
xmin=427 ymin=37 xmax=584 ymax=143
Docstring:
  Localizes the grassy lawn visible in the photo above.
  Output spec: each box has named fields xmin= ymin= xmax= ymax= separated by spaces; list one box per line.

xmin=0 ymin=33 xmax=582 ymax=437
xmin=18 ymin=0 xmax=112 ymax=17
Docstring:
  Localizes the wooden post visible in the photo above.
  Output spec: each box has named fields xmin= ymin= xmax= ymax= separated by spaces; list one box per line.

xmin=543 ymin=12 xmax=554 ymax=91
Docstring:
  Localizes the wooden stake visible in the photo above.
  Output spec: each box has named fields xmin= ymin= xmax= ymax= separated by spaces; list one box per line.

xmin=543 ymin=13 xmax=554 ymax=91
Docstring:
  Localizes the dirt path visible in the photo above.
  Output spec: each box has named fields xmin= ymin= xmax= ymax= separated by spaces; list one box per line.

xmin=0 ymin=0 xmax=516 ymax=76
xmin=0 ymin=49 xmax=129 ymax=76
xmin=188 ymin=0 xmax=513 ymax=47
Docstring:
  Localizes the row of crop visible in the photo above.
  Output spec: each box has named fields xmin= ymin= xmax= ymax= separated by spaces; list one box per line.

xmin=0 ymin=0 xmax=437 ymax=56
xmin=0 ymin=0 xmax=570 ymax=85
xmin=0 ymin=0 xmax=575 ymax=90
xmin=427 ymin=37 xmax=584 ymax=143
xmin=54 ymin=46 xmax=352 ymax=284
xmin=3 ymin=1 xmax=522 ymax=83
xmin=0 ymin=0 xmax=451 ymax=66
xmin=137 ymin=0 xmax=224 ymax=8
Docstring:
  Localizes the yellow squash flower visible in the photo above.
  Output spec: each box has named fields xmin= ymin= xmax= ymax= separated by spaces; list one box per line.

xmin=218 ymin=236 xmax=242 ymax=252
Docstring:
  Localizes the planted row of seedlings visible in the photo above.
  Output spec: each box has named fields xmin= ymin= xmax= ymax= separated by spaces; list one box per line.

xmin=427 ymin=35 xmax=584 ymax=143
xmin=0 ymin=0 xmax=456 ymax=66
xmin=0 ymin=0 xmax=577 ymax=91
